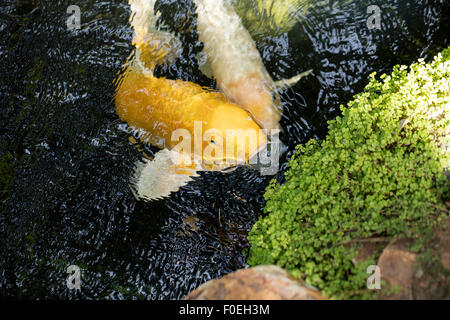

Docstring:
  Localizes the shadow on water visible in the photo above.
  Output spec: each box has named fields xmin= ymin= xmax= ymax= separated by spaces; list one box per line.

xmin=0 ymin=0 xmax=448 ymax=299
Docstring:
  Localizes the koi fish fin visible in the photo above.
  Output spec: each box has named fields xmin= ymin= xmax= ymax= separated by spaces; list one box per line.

xmin=130 ymin=149 xmax=201 ymax=202
xmin=128 ymin=0 xmax=182 ymax=72
xmin=275 ymin=69 xmax=313 ymax=91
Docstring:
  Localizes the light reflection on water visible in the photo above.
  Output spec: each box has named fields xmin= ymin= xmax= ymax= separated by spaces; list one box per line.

xmin=0 ymin=0 xmax=448 ymax=299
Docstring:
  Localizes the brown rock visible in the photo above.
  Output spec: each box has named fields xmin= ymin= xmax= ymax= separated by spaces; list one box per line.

xmin=378 ymin=239 xmax=417 ymax=300
xmin=184 ymin=265 xmax=325 ymax=300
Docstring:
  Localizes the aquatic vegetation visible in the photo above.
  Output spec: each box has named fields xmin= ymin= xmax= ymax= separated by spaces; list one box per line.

xmin=247 ymin=47 xmax=450 ymax=299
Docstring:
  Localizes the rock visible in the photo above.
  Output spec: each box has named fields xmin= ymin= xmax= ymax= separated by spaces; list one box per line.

xmin=184 ymin=265 xmax=325 ymax=300
xmin=378 ymin=239 xmax=417 ymax=300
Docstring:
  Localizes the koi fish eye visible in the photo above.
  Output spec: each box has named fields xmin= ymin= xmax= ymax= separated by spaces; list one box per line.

xmin=210 ymin=139 xmax=216 ymax=144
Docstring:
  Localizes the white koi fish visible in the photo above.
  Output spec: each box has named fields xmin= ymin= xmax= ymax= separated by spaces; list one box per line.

xmin=194 ymin=0 xmax=312 ymax=131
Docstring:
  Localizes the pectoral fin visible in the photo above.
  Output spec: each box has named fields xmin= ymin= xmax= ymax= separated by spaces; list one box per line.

xmin=130 ymin=149 xmax=200 ymax=201
xmin=275 ymin=69 xmax=313 ymax=91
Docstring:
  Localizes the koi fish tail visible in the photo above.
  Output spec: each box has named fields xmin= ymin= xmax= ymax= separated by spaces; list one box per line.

xmin=128 ymin=0 xmax=182 ymax=73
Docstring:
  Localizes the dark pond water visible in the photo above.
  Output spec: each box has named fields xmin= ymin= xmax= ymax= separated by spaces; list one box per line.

xmin=0 ymin=0 xmax=448 ymax=299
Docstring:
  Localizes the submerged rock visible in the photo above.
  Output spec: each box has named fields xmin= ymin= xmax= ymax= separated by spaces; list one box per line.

xmin=184 ymin=265 xmax=324 ymax=300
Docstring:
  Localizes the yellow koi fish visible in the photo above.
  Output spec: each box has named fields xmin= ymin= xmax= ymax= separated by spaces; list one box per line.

xmin=194 ymin=0 xmax=311 ymax=131
xmin=115 ymin=0 xmax=268 ymax=201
